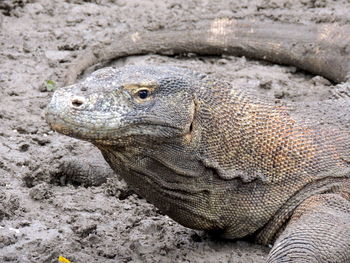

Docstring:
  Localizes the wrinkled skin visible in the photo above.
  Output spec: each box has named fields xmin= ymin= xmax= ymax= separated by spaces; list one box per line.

xmin=46 ymin=19 xmax=350 ymax=263
xmin=46 ymin=65 xmax=350 ymax=263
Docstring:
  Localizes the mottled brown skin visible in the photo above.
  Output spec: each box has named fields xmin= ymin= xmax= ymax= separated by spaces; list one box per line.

xmin=46 ymin=20 xmax=350 ymax=262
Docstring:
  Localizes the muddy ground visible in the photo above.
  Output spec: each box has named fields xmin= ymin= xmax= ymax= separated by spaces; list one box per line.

xmin=0 ymin=0 xmax=349 ymax=262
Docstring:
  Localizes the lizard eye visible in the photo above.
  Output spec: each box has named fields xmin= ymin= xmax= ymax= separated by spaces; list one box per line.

xmin=138 ymin=89 xmax=149 ymax=99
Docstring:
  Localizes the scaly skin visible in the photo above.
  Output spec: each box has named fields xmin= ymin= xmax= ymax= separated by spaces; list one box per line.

xmin=64 ymin=18 xmax=350 ymax=85
xmin=46 ymin=20 xmax=350 ymax=262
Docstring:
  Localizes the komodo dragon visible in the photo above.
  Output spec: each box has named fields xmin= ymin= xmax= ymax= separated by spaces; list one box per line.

xmin=46 ymin=19 xmax=350 ymax=262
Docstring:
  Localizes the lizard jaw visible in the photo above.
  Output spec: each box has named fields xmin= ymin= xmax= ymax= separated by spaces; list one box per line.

xmin=45 ymin=88 xmax=185 ymax=145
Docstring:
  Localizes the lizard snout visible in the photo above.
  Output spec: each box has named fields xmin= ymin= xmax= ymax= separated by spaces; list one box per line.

xmin=70 ymin=96 xmax=86 ymax=110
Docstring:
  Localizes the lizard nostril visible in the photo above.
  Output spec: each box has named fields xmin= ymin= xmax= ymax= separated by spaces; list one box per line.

xmin=71 ymin=97 xmax=85 ymax=108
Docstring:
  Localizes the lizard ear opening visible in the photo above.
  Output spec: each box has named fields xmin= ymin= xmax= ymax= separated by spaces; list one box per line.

xmin=183 ymin=98 xmax=198 ymax=144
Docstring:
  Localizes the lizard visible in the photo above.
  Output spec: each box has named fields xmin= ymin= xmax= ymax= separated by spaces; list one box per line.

xmin=46 ymin=18 xmax=350 ymax=262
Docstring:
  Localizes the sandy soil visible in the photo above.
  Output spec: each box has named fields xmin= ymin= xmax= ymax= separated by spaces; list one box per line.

xmin=0 ymin=0 xmax=349 ymax=262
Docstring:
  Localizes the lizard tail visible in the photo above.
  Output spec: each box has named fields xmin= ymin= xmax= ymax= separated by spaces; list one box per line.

xmin=64 ymin=18 xmax=350 ymax=85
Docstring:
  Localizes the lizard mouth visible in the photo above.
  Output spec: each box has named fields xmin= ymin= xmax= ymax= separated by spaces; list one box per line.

xmin=45 ymin=79 xmax=192 ymax=145
xmin=45 ymin=102 xmax=184 ymax=145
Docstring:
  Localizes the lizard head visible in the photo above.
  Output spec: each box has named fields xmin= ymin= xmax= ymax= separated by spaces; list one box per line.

xmin=45 ymin=65 xmax=198 ymax=146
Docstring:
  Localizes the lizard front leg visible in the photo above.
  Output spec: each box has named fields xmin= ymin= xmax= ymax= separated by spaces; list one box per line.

xmin=267 ymin=193 xmax=350 ymax=263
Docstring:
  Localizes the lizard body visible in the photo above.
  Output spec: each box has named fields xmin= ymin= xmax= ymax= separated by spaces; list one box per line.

xmin=46 ymin=19 xmax=350 ymax=262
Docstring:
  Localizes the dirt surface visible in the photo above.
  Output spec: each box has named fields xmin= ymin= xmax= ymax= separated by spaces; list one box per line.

xmin=0 ymin=0 xmax=349 ymax=262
